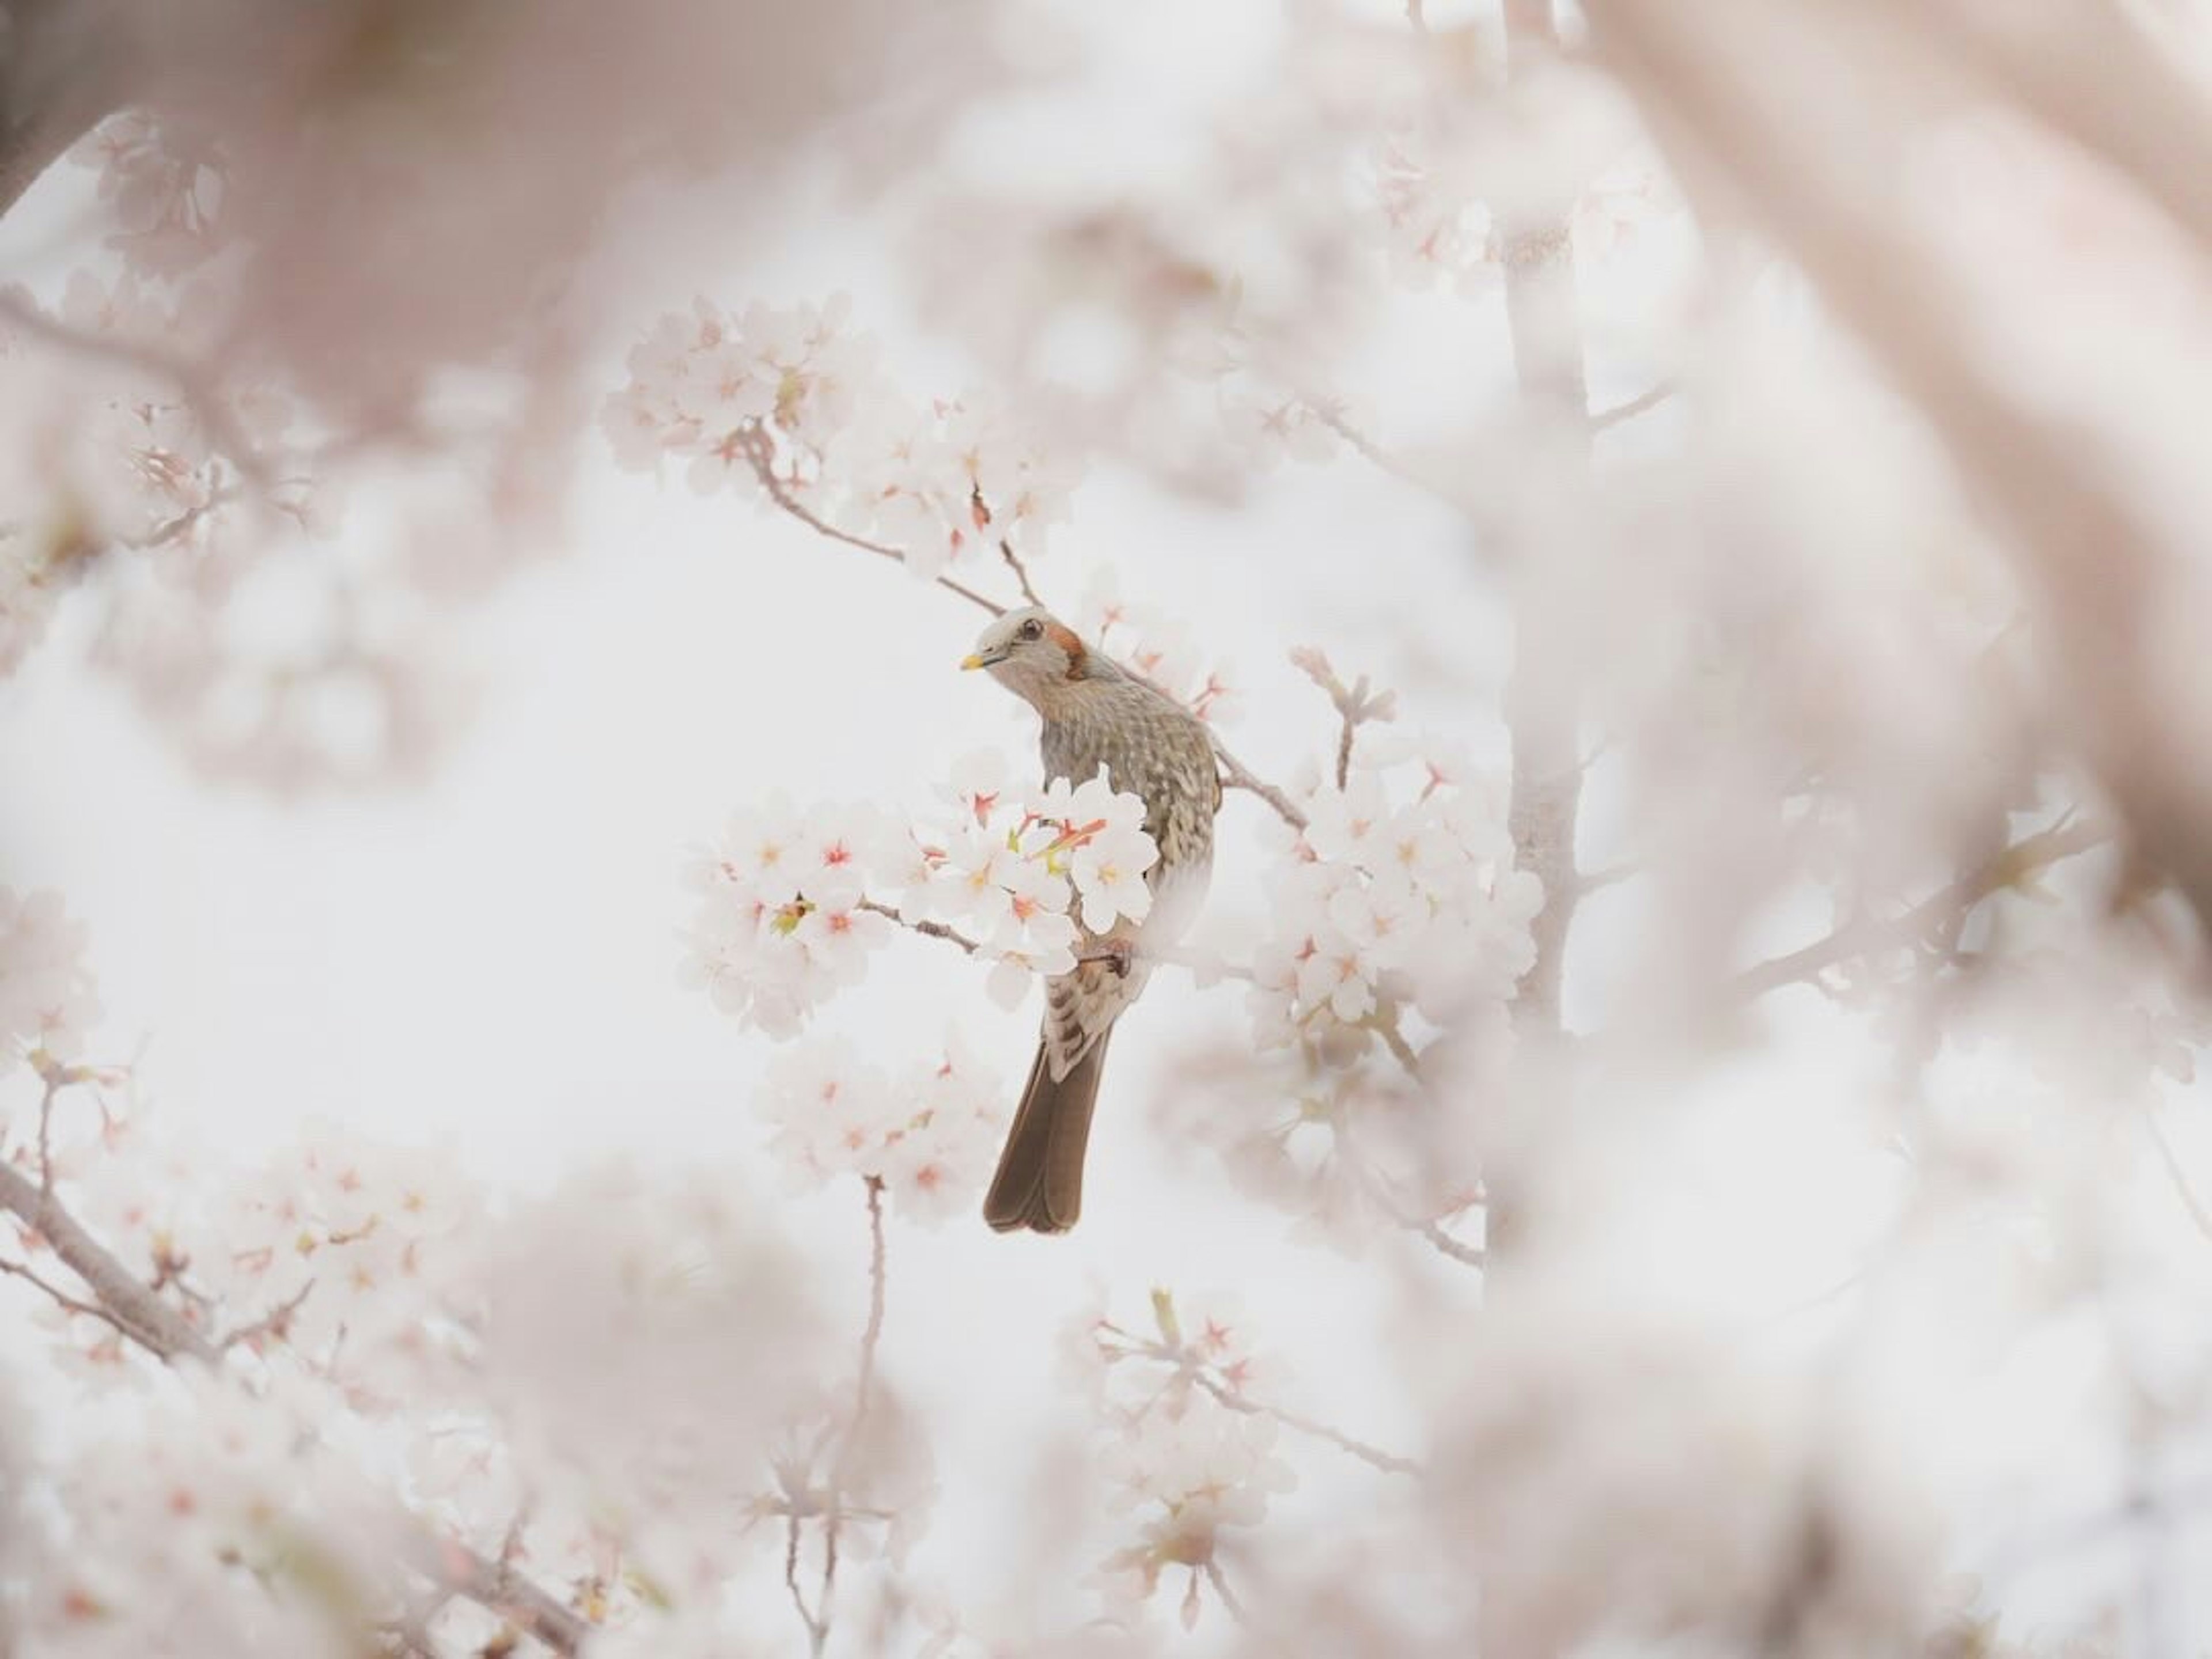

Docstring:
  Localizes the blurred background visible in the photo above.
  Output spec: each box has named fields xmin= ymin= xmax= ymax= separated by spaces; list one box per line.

xmin=9 ymin=1 xmax=2212 ymax=1655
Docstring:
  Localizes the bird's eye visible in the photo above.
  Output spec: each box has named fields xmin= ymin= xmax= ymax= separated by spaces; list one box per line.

xmin=1017 ymin=619 xmax=1043 ymax=642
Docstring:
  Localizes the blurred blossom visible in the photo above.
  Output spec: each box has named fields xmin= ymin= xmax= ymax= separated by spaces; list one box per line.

xmin=756 ymin=1032 xmax=1003 ymax=1222
xmin=607 ymin=296 xmax=1080 ymax=582
xmin=0 ymin=887 xmax=103 ymax=1070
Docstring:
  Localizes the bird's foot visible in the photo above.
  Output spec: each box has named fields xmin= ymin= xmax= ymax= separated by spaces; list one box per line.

xmin=1086 ymin=938 xmax=1136 ymax=978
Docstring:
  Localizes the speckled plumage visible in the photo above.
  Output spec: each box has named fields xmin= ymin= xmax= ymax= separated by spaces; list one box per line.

xmin=963 ymin=606 xmax=1221 ymax=1233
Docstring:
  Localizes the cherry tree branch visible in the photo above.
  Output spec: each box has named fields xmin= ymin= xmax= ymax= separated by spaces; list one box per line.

xmin=1591 ymin=380 xmax=1676 ymax=431
xmin=857 ymin=899 xmax=982 ymax=954
xmin=1498 ymin=0 xmax=1593 ymax=1041
xmin=0 ymin=289 xmax=272 ymax=491
xmin=1732 ymin=820 xmax=2106 ymax=1001
xmin=35 ymin=1067 xmax=62 ymax=1193
xmin=217 ymin=1277 xmax=316 ymax=1353
xmin=1203 ymin=1560 xmax=1250 ymax=1627
xmin=859 ymin=897 xmax=1252 ymax=982
xmin=997 ymin=536 xmax=1043 ymax=608
xmin=0 ymin=1154 xmax=596 ymax=1655
xmin=734 ymin=419 xmax=1310 ymax=834
xmin=1192 ymin=1370 xmax=1423 ymax=1479
xmin=0 ymin=1252 xmax=132 ymax=1340
xmin=1101 ymin=1307 xmax=1421 ymax=1479
xmin=734 ymin=421 xmax=1009 ymax=618
xmin=1291 ymin=646 xmax=1397 ymax=791
xmin=813 ymin=1175 xmax=888 ymax=1657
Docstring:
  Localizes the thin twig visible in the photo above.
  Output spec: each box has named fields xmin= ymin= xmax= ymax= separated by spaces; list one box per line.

xmin=857 ymin=899 xmax=981 ymax=954
xmin=1591 ymin=380 xmax=1676 ymax=431
xmin=0 ymin=1254 xmax=134 ymax=1341
xmin=734 ymin=422 xmax=1008 ymax=618
xmin=817 ymin=1176 xmax=890 ymax=1656
xmin=784 ymin=1508 xmax=825 ymax=1654
xmin=1372 ymin=1012 xmax=1423 ymax=1080
xmin=997 ymin=536 xmax=1043 ymax=608
xmin=36 ymin=1069 xmax=61 ymax=1195
xmin=860 ymin=897 xmax=1251 ymax=981
xmin=126 ymin=484 xmax=237 ymax=550
xmin=217 ymin=1278 xmax=316 ymax=1352
xmin=1292 ymin=649 xmax=1396 ymax=793
xmin=1214 ymin=748 xmax=1308 ymax=831
xmin=2145 ymin=1109 xmax=2212 ymax=1247
xmin=1192 ymin=1372 xmax=1422 ymax=1478
xmin=1202 ymin=1560 xmax=1250 ymax=1627
xmin=1732 ymin=820 xmax=2105 ymax=1000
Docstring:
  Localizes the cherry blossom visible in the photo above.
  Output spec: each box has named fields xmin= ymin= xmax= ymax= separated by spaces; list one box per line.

xmin=1074 ymin=567 xmax=1242 ymax=722
xmin=604 ymin=297 xmax=1078 ymax=586
xmin=1245 ymin=745 xmax=1538 ymax=1053
xmin=0 ymin=887 xmax=103 ymax=1070
xmin=757 ymin=1033 xmax=1003 ymax=1222
xmin=683 ymin=766 xmax=1160 ymax=1032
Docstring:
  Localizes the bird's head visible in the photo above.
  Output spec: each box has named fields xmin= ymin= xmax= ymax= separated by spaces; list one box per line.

xmin=961 ymin=607 xmax=1094 ymax=704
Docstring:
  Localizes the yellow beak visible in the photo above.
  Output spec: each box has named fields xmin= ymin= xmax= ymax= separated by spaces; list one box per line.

xmin=960 ymin=653 xmax=987 ymax=671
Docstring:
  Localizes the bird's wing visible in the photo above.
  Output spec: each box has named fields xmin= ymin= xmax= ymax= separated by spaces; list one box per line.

xmin=1039 ymin=956 xmax=1149 ymax=1082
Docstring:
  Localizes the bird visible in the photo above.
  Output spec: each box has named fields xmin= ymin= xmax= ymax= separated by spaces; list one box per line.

xmin=961 ymin=605 xmax=1221 ymax=1234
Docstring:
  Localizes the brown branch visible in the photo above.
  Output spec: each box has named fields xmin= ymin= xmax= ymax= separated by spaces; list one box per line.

xmin=0 ymin=1154 xmax=213 ymax=1361
xmin=857 ymin=899 xmax=981 ymax=954
xmin=997 ymin=535 xmax=1043 ymax=608
xmin=861 ymin=898 xmax=1251 ymax=982
xmin=1369 ymin=1008 xmax=1423 ymax=1080
xmin=35 ymin=1068 xmax=60 ymax=1194
xmin=1213 ymin=745 xmax=1308 ymax=831
xmin=734 ymin=422 xmax=1008 ymax=618
xmin=783 ymin=1508 xmax=824 ymax=1655
xmin=218 ymin=1277 xmax=316 ymax=1352
xmin=1291 ymin=647 xmax=1396 ymax=793
xmin=0 ymin=1156 xmax=594 ymax=1654
xmin=1732 ymin=820 xmax=2105 ymax=1001
xmin=1590 ymin=380 xmax=1675 ymax=431
xmin=0 ymin=1253 xmax=133 ymax=1341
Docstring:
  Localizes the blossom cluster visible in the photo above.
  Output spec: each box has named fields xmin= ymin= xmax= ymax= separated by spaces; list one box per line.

xmin=603 ymin=294 xmax=1079 ymax=582
xmin=1073 ymin=567 xmax=1241 ymax=724
xmin=760 ymin=1032 xmax=1004 ymax=1223
xmin=680 ymin=760 xmax=1160 ymax=1035
xmin=0 ymin=886 xmax=103 ymax=1073
xmin=1246 ymin=733 xmax=1542 ymax=1050
xmin=17 ymin=1365 xmax=411 ymax=1659
xmin=1070 ymin=1289 xmax=1298 ymax=1630
xmin=10 ymin=1076 xmax=840 ymax=1645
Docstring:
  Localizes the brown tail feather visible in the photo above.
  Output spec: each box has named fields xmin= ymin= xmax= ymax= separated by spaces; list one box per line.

xmin=983 ymin=1032 xmax=1112 ymax=1234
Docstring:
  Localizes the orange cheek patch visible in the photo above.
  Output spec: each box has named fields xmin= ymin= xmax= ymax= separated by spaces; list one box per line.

xmin=1046 ymin=621 xmax=1089 ymax=678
